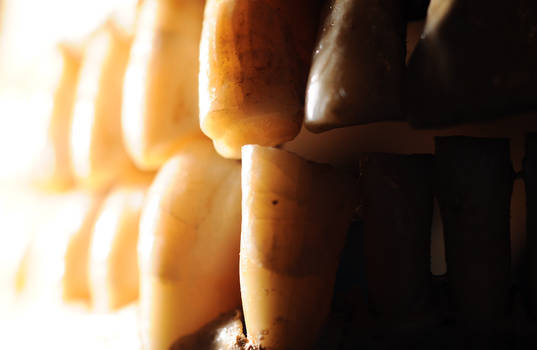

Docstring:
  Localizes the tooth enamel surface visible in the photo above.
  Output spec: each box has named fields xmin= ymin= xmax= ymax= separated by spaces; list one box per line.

xmin=89 ymin=186 xmax=146 ymax=311
xmin=138 ymin=137 xmax=242 ymax=350
xmin=240 ymin=145 xmax=356 ymax=350
xmin=121 ymin=0 xmax=205 ymax=170
xmin=199 ymin=0 xmax=321 ymax=159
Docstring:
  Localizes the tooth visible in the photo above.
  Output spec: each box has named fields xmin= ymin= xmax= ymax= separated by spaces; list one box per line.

xmin=16 ymin=192 xmax=94 ymax=300
xmin=89 ymin=186 xmax=147 ymax=311
xmin=407 ymin=0 xmax=537 ymax=127
xmin=32 ymin=44 xmax=82 ymax=191
xmin=305 ymin=0 xmax=405 ymax=132
xmin=20 ymin=191 xmax=108 ymax=302
xmin=240 ymin=145 xmax=356 ymax=350
xmin=199 ymin=0 xmax=322 ymax=159
xmin=61 ymin=192 xmax=105 ymax=302
xmin=138 ymin=137 xmax=242 ymax=350
xmin=122 ymin=0 xmax=206 ymax=170
xmin=70 ymin=21 xmax=139 ymax=189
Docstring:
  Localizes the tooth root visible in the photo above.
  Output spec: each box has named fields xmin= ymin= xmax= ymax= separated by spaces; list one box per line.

xmin=122 ymin=0 xmax=205 ymax=170
xmin=360 ymin=153 xmax=435 ymax=324
xmin=240 ymin=145 xmax=356 ymax=350
xmin=199 ymin=0 xmax=322 ymax=159
xmin=138 ymin=138 xmax=242 ymax=350
xmin=435 ymin=136 xmax=513 ymax=323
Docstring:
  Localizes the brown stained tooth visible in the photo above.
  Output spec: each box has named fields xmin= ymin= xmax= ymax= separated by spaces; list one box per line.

xmin=407 ymin=0 xmax=537 ymax=128
xmin=360 ymin=153 xmax=435 ymax=328
xmin=435 ymin=136 xmax=514 ymax=324
xmin=305 ymin=0 xmax=405 ymax=133
xmin=524 ymin=133 xmax=537 ymax=319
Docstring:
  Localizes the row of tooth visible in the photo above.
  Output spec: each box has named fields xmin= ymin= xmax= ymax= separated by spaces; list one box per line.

xmin=14 ymin=133 xmax=537 ymax=349
xmin=9 ymin=0 xmax=537 ymax=349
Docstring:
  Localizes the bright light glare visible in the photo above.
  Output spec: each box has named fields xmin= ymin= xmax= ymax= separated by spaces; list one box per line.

xmin=0 ymin=91 xmax=52 ymax=182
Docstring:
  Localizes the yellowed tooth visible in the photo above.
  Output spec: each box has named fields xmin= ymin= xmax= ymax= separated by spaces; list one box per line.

xmin=31 ymin=43 xmax=81 ymax=192
xmin=240 ymin=145 xmax=357 ymax=350
xmin=199 ymin=0 xmax=322 ymax=159
xmin=70 ymin=20 xmax=138 ymax=189
xmin=21 ymin=191 xmax=104 ymax=302
xmin=62 ymin=192 xmax=106 ymax=302
xmin=138 ymin=137 xmax=242 ymax=350
xmin=122 ymin=0 xmax=206 ymax=170
xmin=89 ymin=186 xmax=147 ymax=311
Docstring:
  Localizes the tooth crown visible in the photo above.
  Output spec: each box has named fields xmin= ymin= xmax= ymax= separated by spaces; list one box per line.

xmin=122 ymin=0 xmax=205 ymax=170
xmin=199 ymin=0 xmax=320 ymax=159
xmin=138 ymin=138 xmax=242 ymax=350
xmin=240 ymin=145 xmax=356 ymax=350
xmin=70 ymin=23 xmax=136 ymax=189
xmin=89 ymin=187 xmax=146 ymax=311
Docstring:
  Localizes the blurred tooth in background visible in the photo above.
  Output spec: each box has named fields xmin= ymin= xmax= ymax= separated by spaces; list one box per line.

xmin=30 ymin=43 xmax=82 ymax=192
xmin=199 ymin=0 xmax=323 ymax=159
xmin=0 ymin=0 xmax=141 ymax=189
xmin=60 ymin=192 xmax=106 ymax=302
xmin=138 ymin=137 xmax=242 ymax=350
xmin=0 ymin=189 xmax=48 ymax=301
xmin=21 ymin=191 xmax=105 ymax=303
xmin=70 ymin=20 xmax=139 ymax=189
xmin=0 ymin=1 xmax=150 ymax=349
xmin=89 ymin=186 xmax=147 ymax=311
xmin=240 ymin=145 xmax=356 ymax=350
xmin=122 ymin=0 xmax=205 ymax=171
